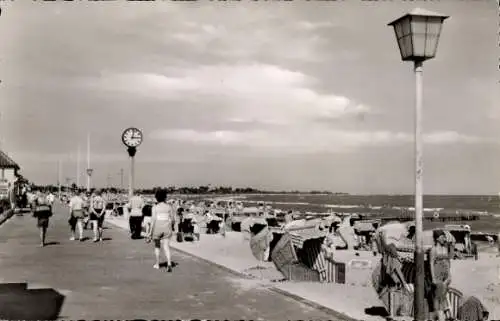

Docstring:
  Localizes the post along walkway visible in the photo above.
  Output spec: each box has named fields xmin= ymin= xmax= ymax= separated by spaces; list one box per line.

xmin=0 ymin=201 xmax=342 ymax=320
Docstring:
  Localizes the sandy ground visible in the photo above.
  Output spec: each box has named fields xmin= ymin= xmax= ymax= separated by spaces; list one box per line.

xmin=108 ymin=216 xmax=500 ymax=321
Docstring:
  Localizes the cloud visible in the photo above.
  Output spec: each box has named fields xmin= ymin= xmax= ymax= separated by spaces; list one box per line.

xmin=424 ymin=131 xmax=487 ymax=144
xmin=9 ymin=151 xmax=126 ymax=164
xmin=84 ymin=63 xmax=372 ymax=127
xmin=150 ymin=128 xmax=496 ymax=154
xmin=295 ymin=21 xmax=337 ymax=31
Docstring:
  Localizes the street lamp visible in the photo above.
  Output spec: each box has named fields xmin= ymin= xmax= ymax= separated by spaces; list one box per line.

xmin=388 ymin=8 xmax=448 ymax=321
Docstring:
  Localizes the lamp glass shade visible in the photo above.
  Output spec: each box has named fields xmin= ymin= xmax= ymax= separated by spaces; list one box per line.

xmin=410 ymin=16 xmax=444 ymax=58
xmin=389 ymin=9 xmax=448 ymax=62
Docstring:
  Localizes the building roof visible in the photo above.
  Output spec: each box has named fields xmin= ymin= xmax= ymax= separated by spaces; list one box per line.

xmin=0 ymin=150 xmax=20 ymax=170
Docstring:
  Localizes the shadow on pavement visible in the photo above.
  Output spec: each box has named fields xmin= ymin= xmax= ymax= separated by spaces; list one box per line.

xmin=0 ymin=282 xmax=65 ymax=320
xmin=159 ymin=261 xmax=179 ymax=268
xmin=364 ymin=306 xmax=389 ymax=317
xmin=44 ymin=242 xmax=60 ymax=246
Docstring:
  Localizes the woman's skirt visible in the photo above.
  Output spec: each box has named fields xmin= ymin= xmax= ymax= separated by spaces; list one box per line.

xmin=153 ymin=220 xmax=173 ymax=240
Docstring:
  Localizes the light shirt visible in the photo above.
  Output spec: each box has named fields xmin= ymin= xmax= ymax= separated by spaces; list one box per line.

xmin=69 ymin=195 xmax=84 ymax=211
xmin=91 ymin=195 xmax=105 ymax=210
xmin=128 ymin=195 xmax=144 ymax=217
xmin=47 ymin=193 xmax=55 ymax=205
xmin=28 ymin=193 xmax=37 ymax=204
xmin=35 ymin=193 xmax=48 ymax=207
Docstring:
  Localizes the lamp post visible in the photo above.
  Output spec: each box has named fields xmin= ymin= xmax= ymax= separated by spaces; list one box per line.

xmin=86 ymin=168 xmax=93 ymax=193
xmin=388 ymin=8 xmax=448 ymax=321
xmin=86 ymin=133 xmax=92 ymax=192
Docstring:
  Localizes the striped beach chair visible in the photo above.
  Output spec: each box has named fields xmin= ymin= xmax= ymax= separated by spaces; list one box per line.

xmin=271 ymin=228 xmax=344 ymax=283
xmin=270 ymin=233 xmax=320 ymax=282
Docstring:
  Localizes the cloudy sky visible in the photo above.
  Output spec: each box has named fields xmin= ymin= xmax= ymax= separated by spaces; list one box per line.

xmin=0 ymin=0 xmax=498 ymax=194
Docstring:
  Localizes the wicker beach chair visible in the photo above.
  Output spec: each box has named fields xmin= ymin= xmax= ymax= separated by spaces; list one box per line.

xmin=270 ymin=228 xmax=345 ymax=283
xmin=457 ymin=295 xmax=489 ymax=321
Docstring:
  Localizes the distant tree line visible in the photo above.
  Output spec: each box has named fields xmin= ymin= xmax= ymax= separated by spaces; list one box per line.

xmin=28 ymin=183 xmax=339 ymax=195
xmin=137 ymin=186 xmax=337 ymax=195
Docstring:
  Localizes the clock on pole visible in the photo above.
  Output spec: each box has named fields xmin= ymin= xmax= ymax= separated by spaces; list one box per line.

xmin=122 ymin=127 xmax=143 ymax=200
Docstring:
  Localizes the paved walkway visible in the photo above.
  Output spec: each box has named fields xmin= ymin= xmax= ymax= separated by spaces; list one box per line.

xmin=0 ymin=202 xmax=342 ymax=320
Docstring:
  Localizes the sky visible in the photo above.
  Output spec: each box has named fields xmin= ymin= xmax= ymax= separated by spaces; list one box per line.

xmin=0 ymin=0 xmax=498 ymax=194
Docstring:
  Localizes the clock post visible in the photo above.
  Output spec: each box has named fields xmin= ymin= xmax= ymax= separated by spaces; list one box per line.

xmin=121 ymin=127 xmax=143 ymax=201
xmin=127 ymin=146 xmax=136 ymax=200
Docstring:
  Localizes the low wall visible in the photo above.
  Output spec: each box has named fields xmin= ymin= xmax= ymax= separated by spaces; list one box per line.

xmin=0 ymin=209 xmax=14 ymax=226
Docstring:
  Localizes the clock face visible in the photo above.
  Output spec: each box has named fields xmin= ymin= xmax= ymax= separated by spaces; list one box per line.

xmin=122 ymin=128 xmax=143 ymax=147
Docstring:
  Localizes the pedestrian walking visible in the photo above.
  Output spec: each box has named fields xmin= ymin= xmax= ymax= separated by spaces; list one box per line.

xmin=68 ymin=191 xmax=85 ymax=241
xmin=46 ymin=191 xmax=55 ymax=208
xmin=90 ymin=190 xmax=106 ymax=242
xmin=147 ymin=189 xmax=176 ymax=272
xmin=27 ymin=190 xmax=37 ymax=211
xmin=127 ymin=193 xmax=145 ymax=239
xmin=33 ymin=191 xmax=52 ymax=247
xmin=104 ymin=194 xmax=116 ymax=217
xmin=142 ymin=201 xmax=153 ymax=242
xmin=82 ymin=192 xmax=91 ymax=230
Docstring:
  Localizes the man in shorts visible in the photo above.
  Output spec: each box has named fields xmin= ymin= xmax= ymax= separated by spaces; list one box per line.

xmin=90 ymin=190 xmax=106 ymax=242
xmin=127 ymin=193 xmax=145 ymax=239
xmin=68 ymin=191 xmax=85 ymax=241
xmin=33 ymin=191 xmax=52 ymax=247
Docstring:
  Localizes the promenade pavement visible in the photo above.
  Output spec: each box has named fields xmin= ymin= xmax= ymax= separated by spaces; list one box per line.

xmin=0 ymin=202 xmax=343 ymax=320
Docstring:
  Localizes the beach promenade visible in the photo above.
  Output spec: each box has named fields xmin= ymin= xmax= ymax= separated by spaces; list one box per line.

xmin=0 ymin=201 xmax=342 ymax=320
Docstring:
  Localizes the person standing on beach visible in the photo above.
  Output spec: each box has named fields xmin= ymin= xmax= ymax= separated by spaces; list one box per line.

xmin=90 ymin=190 xmax=106 ymax=242
xmin=147 ymin=189 xmax=176 ymax=272
xmin=127 ymin=193 xmax=145 ymax=239
xmin=427 ymin=229 xmax=452 ymax=321
xmin=68 ymin=191 xmax=85 ymax=241
xmin=33 ymin=191 xmax=52 ymax=247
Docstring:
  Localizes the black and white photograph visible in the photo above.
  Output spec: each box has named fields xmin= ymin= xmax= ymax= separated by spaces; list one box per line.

xmin=0 ymin=0 xmax=498 ymax=320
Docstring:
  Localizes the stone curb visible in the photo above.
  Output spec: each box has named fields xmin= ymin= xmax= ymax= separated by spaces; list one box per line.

xmin=107 ymin=217 xmax=362 ymax=321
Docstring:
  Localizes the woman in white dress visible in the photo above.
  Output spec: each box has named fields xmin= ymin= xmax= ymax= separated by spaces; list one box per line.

xmin=147 ymin=189 xmax=176 ymax=272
